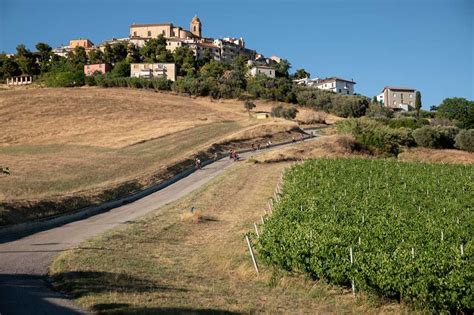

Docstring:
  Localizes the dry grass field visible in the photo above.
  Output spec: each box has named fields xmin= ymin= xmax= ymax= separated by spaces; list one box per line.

xmin=50 ymin=160 xmax=407 ymax=314
xmin=0 ymin=87 xmax=303 ymax=225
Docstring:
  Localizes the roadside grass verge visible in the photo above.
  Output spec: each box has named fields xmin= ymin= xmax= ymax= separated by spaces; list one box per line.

xmin=50 ymin=161 xmax=406 ymax=314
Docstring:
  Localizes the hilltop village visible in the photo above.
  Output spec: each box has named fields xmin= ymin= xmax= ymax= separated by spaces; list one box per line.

xmin=3 ymin=16 xmax=417 ymax=111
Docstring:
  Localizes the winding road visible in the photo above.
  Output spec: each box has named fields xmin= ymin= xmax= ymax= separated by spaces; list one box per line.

xmin=0 ymin=138 xmax=313 ymax=314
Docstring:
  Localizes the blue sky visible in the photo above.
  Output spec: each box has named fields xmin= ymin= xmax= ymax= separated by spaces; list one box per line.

xmin=1 ymin=0 xmax=472 ymax=107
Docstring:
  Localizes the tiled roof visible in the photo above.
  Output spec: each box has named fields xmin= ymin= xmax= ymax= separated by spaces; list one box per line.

xmin=382 ymin=86 xmax=416 ymax=92
xmin=130 ymin=23 xmax=172 ymax=27
xmin=315 ymin=77 xmax=356 ymax=85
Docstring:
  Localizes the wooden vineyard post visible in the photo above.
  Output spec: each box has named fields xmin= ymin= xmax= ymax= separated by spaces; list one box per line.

xmin=245 ymin=234 xmax=259 ymax=274
xmin=350 ymin=247 xmax=355 ymax=296
xmin=461 ymin=244 xmax=464 ymax=256
xmin=254 ymin=223 xmax=260 ymax=238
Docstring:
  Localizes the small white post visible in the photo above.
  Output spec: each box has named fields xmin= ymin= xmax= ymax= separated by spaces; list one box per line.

xmin=411 ymin=247 xmax=415 ymax=260
xmin=358 ymin=237 xmax=361 ymax=245
xmin=350 ymin=247 xmax=355 ymax=296
xmin=362 ymin=215 xmax=365 ymax=224
xmin=245 ymin=235 xmax=259 ymax=274
xmin=441 ymin=231 xmax=444 ymax=242
xmin=350 ymin=247 xmax=353 ymax=264
xmin=254 ymin=223 xmax=260 ymax=238
xmin=351 ymin=280 xmax=356 ymax=296
xmin=261 ymin=216 xmax=265 ymax=225
xmin=460 ymin=244 xmax=464 ymax=256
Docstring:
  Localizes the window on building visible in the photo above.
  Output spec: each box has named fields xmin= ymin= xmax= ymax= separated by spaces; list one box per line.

xmin=194 ymin=26 xmax=196 ymax=32
xmin=393 ymin=93 xmax=396 ymax=97
xmin=338 ymin=89 xmax=342 ymax=93
xmin=134 ymin=65 xmax=138 ymax=69
xmin=162 ymin=30 xmax=165 ymax=35
xmin=269 ymin=71 xmax=272 ymax=75
xmin=133 ymin=31 xmax=137 ymax=36
xmin=347 ymin=91 xmax=349 ymax=95
xmin=409 ymin=94 xmax=413 ymax=98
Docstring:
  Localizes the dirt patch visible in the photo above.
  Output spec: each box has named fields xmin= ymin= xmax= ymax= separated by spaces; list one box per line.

xmin=252 ymin=135 xmax=370 ymax=163
xmin=398 ymin=147 xmax=474 ymax=164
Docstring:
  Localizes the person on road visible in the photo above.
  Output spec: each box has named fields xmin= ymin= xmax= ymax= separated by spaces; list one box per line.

xmin=195 ymin=156 xmax=202 ymax=169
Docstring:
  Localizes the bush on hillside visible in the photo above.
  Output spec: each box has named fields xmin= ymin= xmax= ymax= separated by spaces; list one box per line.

xmin=454 ymin=129 xmax=474 ymax=152
xmin=294 ymin=87 xmax=369 ymax=118
xmin=42 ymin=70 xmax=84 ymax=87
xmin=365 ymin=104 xmax=394 ymax=119
xmin=388 ymin=117 xmax=430 ymax=129
xmin=336 ymin=118 xmax=415 ymax=155
xmin=271 ymin=104 xmax=298 ymax=120
xmin=412 ymin=126 xmax=459 ymax=149
xmin=85 ymin=75 xmax=171 ymax=91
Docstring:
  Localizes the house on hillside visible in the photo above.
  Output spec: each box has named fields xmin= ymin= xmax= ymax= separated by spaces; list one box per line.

xmin=249 ymin=65 xmax=276 ymax=78
xmin=312 ymin=77 xmax=356 ymax=95
xmin=130 ymin=63 xmax=176 ymax=81
xmin=377 ymin=86 xmax=416 ymax=111
xmin=293 ymin=77 xmax=356 ymax=95
xmin=84 ymin=63 xmax=112 ymax=76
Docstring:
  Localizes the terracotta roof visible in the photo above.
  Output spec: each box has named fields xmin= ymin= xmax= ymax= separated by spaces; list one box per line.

xmin=382 ymin=86 xmax=415 ymax=92
xmin=130 ymin=23 xmax=172 ymax=28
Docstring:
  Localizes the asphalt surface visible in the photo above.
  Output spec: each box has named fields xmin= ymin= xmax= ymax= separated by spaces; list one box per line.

xmin=0 ymin=139 xmax=313 ymax=315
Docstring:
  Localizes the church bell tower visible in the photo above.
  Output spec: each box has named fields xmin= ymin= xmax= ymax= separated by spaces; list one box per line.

xmin=190 ymin=15 xmax=202 ymax=38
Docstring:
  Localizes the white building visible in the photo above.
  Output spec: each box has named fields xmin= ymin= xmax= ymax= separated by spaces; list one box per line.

xmin=295 ymin=77 xmax=356 ymax=95
xmin=130 ymin=63 xmax=176 ymax=81
xmin=312 ymin=77 xmax=356 ymax=95
xmin=249 ymin=65 xmax=276 ymax=78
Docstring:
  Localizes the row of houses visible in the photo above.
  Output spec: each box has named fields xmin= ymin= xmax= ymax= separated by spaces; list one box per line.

xmin=53 ymin=16 xmax=258 ymax=63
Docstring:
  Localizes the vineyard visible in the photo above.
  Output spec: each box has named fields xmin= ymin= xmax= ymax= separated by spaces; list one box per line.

xmin=258 ymin=158 xmax=473 ymax=311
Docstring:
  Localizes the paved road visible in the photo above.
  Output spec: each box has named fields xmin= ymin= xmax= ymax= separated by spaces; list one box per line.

xmin=0 ymin=139 xmax=312 ymax=314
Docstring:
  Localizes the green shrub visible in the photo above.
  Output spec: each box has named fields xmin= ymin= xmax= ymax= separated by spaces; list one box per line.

xmin=336 ymin=118 xmax=415 ymax=155
xmin=388 ymin=117 xmax=429 ymax=129
xmin=454 ymin=129 xmax=474 ymax=152
xmin=271 ymin=104 xmax=298 ymax=120
xmin=413 ymin=126 xmax=459 ymax=149
xmin=43 ymin=70 xmax=84 ymax=87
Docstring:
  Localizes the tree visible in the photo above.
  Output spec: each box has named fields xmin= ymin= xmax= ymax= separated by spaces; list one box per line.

xmin=35 ymin=42 xmax=52 ymax=72
xmin=111 ymin=43 xmax=128 ymax=63
xmin=68 ymin=46 xmax=88 ymax=71
xmin=103 ymin=43 xmax=114 ymax=64
xmin=140 ymin=36 xmax=173 ymax=63
xmin=109 ymin=60 xmax=130 ymax=77
xmin=126 ymin=43 xmax=141 ymax=63
xmin=372 ymin=96 xmax=378 ymax=104
xmin=275 ymin=59 xmax=291 ymax=78
xmin=88 ymin=49 xmax=105 ymax=64
xmin=294 ymin=68 xmax=310 ymax=79
xmin=415 ymin=91 xmax=422 ymax=117
xmin=0 ymin=55 xmax=21 ymax=78
xmin=15 ymin=44 xmax=39 ymax=75
xmin=437 ymin=97 xmax=474 ymax=129
xmin=244 ymin=100 xmax=256 ymax=116
xmin=173 ymin=46 xmax=196 ymax=76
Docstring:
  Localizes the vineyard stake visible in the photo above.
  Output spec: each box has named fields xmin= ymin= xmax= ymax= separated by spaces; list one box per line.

xmin=460 ymin=244 xmax=464 ymax=256
xmin=261 ymin=216 xmax=265 ymax=225
xmin=411 ymin=247 xmax=415 ymax=260
xmin=358 ymin=237 xmax=361 ymax=245
xmin=254 ymin=223 xmax=260 ymax=238
xmin=441 ymin=231 xmax=444 ymax=242
xmin=351 ymin=280 xmax=356 ymax=296
xmin=350 ymin=247 xmax=353 ymax=264
xmin=245 ymin=235 xmax=259 ymax=274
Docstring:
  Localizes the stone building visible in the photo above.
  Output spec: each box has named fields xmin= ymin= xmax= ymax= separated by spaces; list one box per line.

xmin=377 ymin=86 xmax=416 ymax=111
